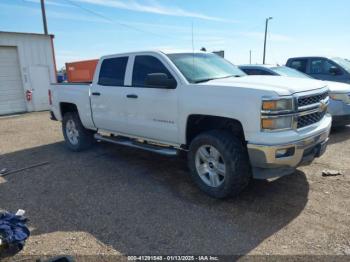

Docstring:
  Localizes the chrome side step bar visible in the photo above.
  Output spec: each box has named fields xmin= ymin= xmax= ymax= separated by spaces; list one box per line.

xmin=94 ymin=134 xmax=178 ymax=156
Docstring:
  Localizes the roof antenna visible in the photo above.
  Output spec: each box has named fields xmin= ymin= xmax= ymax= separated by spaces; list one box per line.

xmin=191 ymin=21 xmax=195 ymax=77
xmin=191 ymin=21 xmax=195 ymax=53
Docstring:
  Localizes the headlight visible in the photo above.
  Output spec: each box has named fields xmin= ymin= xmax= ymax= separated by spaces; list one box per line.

xmin=330 ymin=93 xmax=350 ymax=104
xmin=262 ymin=98 xmax=294 ymax=112
xmin=261 ymin=97 xmax=294 ymax=131
xmin=261 ymin=116 xmax=293 ymax=130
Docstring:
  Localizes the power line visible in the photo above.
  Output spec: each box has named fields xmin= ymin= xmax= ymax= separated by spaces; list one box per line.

xmin=62 ymin=0 xmax=174 ymax=39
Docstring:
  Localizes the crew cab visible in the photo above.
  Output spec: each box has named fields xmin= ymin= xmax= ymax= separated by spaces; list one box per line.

xmin=239 ymin=64 xmax=350 ymax=126
xmin=50 ymin=51 xmax=332 ymax=198
xmin=286 ymin=56 xmax=350 ymax=84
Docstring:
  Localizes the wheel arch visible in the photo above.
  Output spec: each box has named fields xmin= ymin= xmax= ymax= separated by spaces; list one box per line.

xmin=185 ymin=114 xmax=246 ymax=147
xmin=60 ymin=102 xmax=79 ymax=118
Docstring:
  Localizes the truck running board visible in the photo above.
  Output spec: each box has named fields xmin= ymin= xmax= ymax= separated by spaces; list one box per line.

xmin=94 ymin=134 xmax=179 ymax=156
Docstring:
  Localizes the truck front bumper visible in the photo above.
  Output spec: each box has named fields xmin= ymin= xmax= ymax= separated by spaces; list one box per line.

xmin=328 ymin=99 xmax=350 ymax=127
xmin=247 ymin=128 xmax=330 ymax=179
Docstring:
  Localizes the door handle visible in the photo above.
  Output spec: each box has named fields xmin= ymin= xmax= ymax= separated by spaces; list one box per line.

xmin=92 ymin=92 xmax=101 ymax=96
xmin=126 ymin=94 xmax=138 ymax=99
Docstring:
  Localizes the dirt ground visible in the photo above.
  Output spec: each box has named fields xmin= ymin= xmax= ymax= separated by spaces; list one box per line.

xmin=1 ymin=111 xmax=350 ymax=261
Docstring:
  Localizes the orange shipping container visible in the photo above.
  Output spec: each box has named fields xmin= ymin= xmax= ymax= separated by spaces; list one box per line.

xmin=66 ymin=59 xmax=98 ymax=83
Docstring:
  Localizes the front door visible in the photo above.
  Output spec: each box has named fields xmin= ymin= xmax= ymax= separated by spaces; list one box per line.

xmin=90 ymin=56 xmax=130 ymax=134
xmin=309 ymin=58 xmax=347 ymax=82
xmin=125 ymin=54 xmax=179 ymax=144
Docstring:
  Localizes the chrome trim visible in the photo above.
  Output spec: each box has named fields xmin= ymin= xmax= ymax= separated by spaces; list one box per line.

xmin=298 ymin=96 xmax=330 ymax=112
xmin=262 ymin=96 xmax=294 ymax=101
xmin=296 ymin=87 xmax=329 ymax=99
xmin=261 ymin=107 xmax=322 ymax=119
xmin=260 ymin=123 xmax=294 ymax=132
xmin=248 ymin=128 xmax=330 ymax=169
xmin=260 ymin=89 xmax=329 ymax=131
xmin=298 ymin=103 xmax=321 ymax=112
xmin=261 ymin=109 xmax=295 ymax=115
xmin=261 ymin=96 xmax=295 ymax=115
xmin=94 ymin=134 xmax=179 ymax=156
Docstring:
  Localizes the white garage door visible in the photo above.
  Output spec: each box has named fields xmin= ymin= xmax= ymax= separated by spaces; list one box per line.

xmin=0 ymin=46 xmax=26 ymax=115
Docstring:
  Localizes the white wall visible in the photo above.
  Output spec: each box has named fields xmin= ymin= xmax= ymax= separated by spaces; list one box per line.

xmin=0 ymin=32 xmax=56 ymax=112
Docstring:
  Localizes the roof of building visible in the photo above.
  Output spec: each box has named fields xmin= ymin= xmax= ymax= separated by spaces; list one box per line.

xmin=0 ymin=31 xmax=54 ymax=38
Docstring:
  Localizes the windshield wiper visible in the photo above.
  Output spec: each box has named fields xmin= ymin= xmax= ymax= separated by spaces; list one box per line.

xmin=220 ymin=74 xmax=243 ymax=79
xmin=194 ymin=75 xmax=243 ymax=83
xmin=194 ymin=78 xmax=217 ymax=83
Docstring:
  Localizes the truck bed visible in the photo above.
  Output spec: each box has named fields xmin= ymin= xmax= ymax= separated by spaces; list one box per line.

xmin=50 ymin=83 xmax=96 ymax=130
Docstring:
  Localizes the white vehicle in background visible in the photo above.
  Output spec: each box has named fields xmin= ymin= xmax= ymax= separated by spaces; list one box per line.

xmin=50 ymin=51 xmax=331 ymax=198
xmin=239 ymin=64 xmax=350 ymax=127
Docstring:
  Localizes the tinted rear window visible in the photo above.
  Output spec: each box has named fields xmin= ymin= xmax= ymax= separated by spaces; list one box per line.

xmin=98 ymin=57 xmax=128 ymax=86
xmin=289 ymin=59 xmax=308 ymax=73
xmin=241 ymin=68 xmax=272 ymax=75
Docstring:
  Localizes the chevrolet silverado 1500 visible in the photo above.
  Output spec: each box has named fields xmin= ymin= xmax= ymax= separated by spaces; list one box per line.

xmin=50 ymin=51 xmax=332 ymax=198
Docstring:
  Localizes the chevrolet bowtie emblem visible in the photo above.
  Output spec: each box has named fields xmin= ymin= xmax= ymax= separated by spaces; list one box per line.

xmin=319 ymin=100 xmax=327 ymax=112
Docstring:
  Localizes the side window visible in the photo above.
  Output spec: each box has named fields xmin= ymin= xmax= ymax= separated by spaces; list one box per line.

xmin=323 ymin=60 xmax=335 ymax=74
xmin=242 ymin=68 xmax=272 ymax=75
xmin=289 ymin=59 xmax=308 ymax=73
xmin=310 ymin=59 xmax=324 ymax=74
xmin=241 ymin=69 xmax=255 ymax=75
xmin=253 ymin=69 xmax=273 ymax=75
xmin=132 ymin=55 xmax=174 ymax=88
xmin=98 ymin=57 xmax=128 ymax=86
xmin=310 ymin=59 xmax=342 ymax=75
xmin=324 ymin=59 xmax=343 ymax=75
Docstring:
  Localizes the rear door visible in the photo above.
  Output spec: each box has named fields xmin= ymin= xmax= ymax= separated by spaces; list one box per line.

xmin=287 ymin=58 xmax=309 ymax=74
xmin=124 ymin=54 xmax=179 ymax=144
xmin=90 ymin=56 xmax=130 ymax=133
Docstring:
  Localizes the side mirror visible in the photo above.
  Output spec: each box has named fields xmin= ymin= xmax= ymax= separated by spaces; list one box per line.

xmin=145 ymin=73 xmax=176 ymax=89
xmin=329 ymin=66 xmax=342 ymax=76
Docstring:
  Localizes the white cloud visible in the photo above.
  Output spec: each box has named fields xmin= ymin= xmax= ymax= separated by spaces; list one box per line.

xmin=74 ymin=0 xmax=237 ymax=22
xmin=48 ymin=10 xmax=111 ymax=23
xmin=3 ymin=1 xmax=110 ymax=23
xmin=23 ymin=0 xmax=72 ymax=8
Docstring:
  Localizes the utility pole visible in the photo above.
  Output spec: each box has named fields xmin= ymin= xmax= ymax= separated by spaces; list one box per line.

xmin=40 ymin=0 xmax=48 ymax=35
xmin=263 ymin=17 xmax=273 ymax=64
xmin=249 ymin=50 xmax=252 ymax=64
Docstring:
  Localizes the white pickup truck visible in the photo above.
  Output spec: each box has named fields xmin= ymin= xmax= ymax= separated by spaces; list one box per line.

xmin=50 ymin=50 xmax=332 ymax=198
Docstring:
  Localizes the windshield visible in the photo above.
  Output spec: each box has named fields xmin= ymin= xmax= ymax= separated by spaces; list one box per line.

xmin=332 ymin=57 xmax=350 ymax=73
xmin=167 ymin=53 xmax=246 ymax=83
xmin=271 ymin=66 xmax=312 ymax=79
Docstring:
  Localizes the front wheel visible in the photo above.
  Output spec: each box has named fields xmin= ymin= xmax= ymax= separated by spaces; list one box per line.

xmin=188 ymin=130 xmax=252 ymax=198
xmin=62 ymin=112 xmax=95 ymax=151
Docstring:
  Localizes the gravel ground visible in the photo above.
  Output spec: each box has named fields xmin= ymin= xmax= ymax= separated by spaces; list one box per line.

xmin=1 ymin=111 xmax=350 ymax=260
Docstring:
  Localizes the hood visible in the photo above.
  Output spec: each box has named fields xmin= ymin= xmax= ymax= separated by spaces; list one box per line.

xmin=324 ymin=81 xmax=350 ymax=93
xmin=199 ymin=75 xmax=327 ymax=96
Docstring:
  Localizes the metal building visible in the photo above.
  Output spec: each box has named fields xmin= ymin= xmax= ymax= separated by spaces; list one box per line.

xmin=0 ymin=31 xmax=56 ymax=115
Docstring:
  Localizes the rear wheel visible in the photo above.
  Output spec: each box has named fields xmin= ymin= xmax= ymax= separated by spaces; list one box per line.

xmin=62 ymin=112 xmax=95 ymax=151
xmin=188 ymin=130 xmax=252 ymax=198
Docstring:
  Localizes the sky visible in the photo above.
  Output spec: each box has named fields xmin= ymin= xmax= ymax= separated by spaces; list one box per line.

xmin=1 ymin=0 xmax=349 ymax=69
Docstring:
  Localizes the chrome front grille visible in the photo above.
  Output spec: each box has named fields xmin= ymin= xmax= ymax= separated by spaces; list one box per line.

xmin=298 ymin=91 xmax=329 ymax=108
xmin=296 ymin=90 xmax=329 ymax=129
xmin=297 ymin=111 xmax=326 ymax=129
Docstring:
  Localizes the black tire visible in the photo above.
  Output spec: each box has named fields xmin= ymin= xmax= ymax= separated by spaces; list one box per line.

xmin=62 ymin=112 xmax=95 ymax=151
xmin=188 ymin=130 xmax=252 ymax=198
